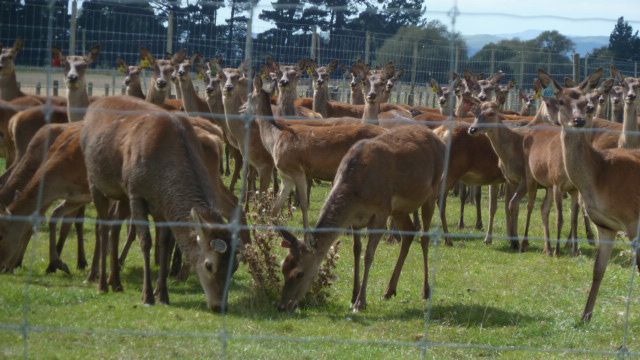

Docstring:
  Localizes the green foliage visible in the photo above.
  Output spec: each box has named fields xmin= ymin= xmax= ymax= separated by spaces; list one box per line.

xmin=608 ymin=17 xmax=640 ymax=61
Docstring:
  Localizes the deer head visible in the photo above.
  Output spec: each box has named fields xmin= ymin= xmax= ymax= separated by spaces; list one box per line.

xmin=275 ymin=58 xmax=313 ymax=92
xmin=190 ymin=207 xmax=236 ymax=312
xmin=204 ymin=58 xmax=224 ymax=98
xmin=467 ymin=99 xmax=502 ymax=135
xmin=141 ymin=47 xmax=186 ymax=91
xmin=277 ymin=229 xmax=320 ymax=312
xmin=350 ymin=59 xmax=369 ymax=89
xmin=53 ymin=45 xmax=100 ymax=90
xmin=363 ymin=62 xmax=395 ymax=105
xmin=537 ymin=67 xmax=603 ymax=129
xmin=612 ymin=65 xmax=640 ymax=107
xmin=309 ymin=59 xmax=338 ymax=91
xmin=117 ymin=58 xmax=141 ymax=87
xmin=214 ymin=60 xmax=249 ymax=101
xmin=176 ymin=52 xmax=204 ymax=83
xmin=465 ymin=70 xmax=505 ymax=102
xmin=0 ymin=39 xmax=23 ymax=77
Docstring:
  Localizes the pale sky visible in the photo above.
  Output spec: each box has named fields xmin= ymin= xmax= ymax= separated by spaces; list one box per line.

xmin=245 ymin=0 xmax=640 ymax=37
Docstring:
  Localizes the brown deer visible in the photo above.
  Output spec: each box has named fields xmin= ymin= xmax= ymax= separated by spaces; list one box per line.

xmin=608 ymin=82 xmax=624 ymax=123
xmin=537 ymin=68 xmax=640 ymax=322
xmin=140 ymin=47 xmax=184 ymax=111
xmin=468 ymin=101 xmax=535 ymax=251
xmin=0 ymin=100 xmax=18 ymax=163
xmin=518 ymin=88 xmax=537 ymax=116
xmin=250 ymin=69 xmax=385 ymax=237
xmin=349 ymin=59 xmax=367 ymax=105
xmin=271 ymin=59 xmax=322 ymax=119
xmin=611 ymin=66 xmax=640 ymax=149
xmin=80 ymin=95 xmax=237 ymax=310
xmin=51 ymin=45 xmax=100 ymax=122
xmin=0 ymin=39 xmax=66 ymax=107
xmin=116 ymin=58 xmax=145 ymax=99
xmin=214 ymin=60 xmax=275 ymax=194
xmin=277 ymin=124 xmax=444 ymax=312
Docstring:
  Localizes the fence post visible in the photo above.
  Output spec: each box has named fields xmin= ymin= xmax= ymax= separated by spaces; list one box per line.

xmin=518 ymin=48 xmax=524 ymax=90
xmin=635 ymin=61 xmax=638 ymax=77
xmin=81 ymin=28 xmax=86 ymax=54
xmin=584 ymin=54 xmax=589 ymax=80
xmin=167 ymin=10 xmax=174 ymax=54
xmin=121 ymin=84 xmax=126 ymax=95
xmin=69 ymin=0 xmax=78 ymax=55
xmin=546 ymin=50 xmax=551 ymax=73
xmin=87 ymin=82 xmax=93 ymax=97
xmin=572 ymin=53 xmax=580 ymax=81
xmin=489 ymin=48 xmax=495 ymax=75
xmin=454 ymin=46 xmax=460 ymax=73
xmin=311 ymin=27 xmax=318 ymax=61
xmin=104 ymin=83 xmax=109 ymax=96
xmin=52 ymin=80 xmax=59 ymax=96
xmin=364 ymin=31 xmax=371 ymax=65
xmin=36 ymin=82 xmax=41 ymax=95
xmin=408 ymin=41 xmax=418 ymax=106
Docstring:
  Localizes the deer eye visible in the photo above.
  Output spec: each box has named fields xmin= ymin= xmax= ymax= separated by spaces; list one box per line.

xmin=204 ymin=261 xmax=213 ymax=273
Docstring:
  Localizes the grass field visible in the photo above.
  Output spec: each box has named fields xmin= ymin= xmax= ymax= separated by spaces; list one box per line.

xmin=1 ymin=168 xmax=639 ymax=359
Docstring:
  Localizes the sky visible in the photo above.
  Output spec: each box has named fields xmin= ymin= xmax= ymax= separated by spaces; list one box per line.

xmin=244 ymin=0 xmax=640 ymax=37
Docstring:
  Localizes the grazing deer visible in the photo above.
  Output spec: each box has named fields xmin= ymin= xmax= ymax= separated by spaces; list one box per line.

xmin=0 ymin=39 xmax=66 ymax=107
xmin=51 ymin=45 xmax=100 ymax=122
xmin=81 ymin=95 xmax=236 ymax=310
xmin=277 ymin=124 xmax=444 ymax=312
xmin=537 ymin=68 xmax=640 ymax=321
xmin=116 ymin=58 xmax=145 ymax=99
xmin=251 ymin=69 xmax=385 ymax=237
xmin=611 ymin=66 xmax=640 ymax=149
xmin=140 ymin=47 xmax=184 ymax=111
xmin=214 ymin=60 xmax=275 ymax=194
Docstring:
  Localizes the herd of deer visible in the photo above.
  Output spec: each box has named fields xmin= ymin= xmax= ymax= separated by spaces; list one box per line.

xmin=0 ymin=38 xmax=638 ymax=322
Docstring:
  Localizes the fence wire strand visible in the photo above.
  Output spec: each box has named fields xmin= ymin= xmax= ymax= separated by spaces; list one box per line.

xmin=1 ymin=0 xmax=640 ymax=358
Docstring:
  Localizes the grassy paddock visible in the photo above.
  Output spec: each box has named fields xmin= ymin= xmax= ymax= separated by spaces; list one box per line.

xmin=1 ymin=171 xmax=639 ymax=359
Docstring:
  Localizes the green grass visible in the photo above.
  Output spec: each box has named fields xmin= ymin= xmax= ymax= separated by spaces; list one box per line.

xmin=1 ymin=170 xmax=639 ymax=359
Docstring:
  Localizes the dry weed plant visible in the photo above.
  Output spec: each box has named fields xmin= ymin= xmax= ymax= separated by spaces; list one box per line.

xmin=241 ymin=190 xmax=341 ymax=304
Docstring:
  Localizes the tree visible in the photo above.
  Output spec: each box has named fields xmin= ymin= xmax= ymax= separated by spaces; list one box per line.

xmin=533 ymin=30 xmax=574 ymax=55
xmin=608 ymin=17 xmax=640 ymax=61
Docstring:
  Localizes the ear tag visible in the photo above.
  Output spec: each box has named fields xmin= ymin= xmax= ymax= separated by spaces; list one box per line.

xmin=140 ymin=59 xmax=151 ymax=69
xmin=542 ymin=85 xmax=555 ymax=97
xmin=118 ymin=65 xmax=126 ymax=74
xmin=197 ymin=72 xmax=205 ymax=80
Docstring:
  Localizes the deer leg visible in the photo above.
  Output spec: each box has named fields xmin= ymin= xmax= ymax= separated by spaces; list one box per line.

xmin=458 ymin=184 xmax=467 ymax=229
xmin=47 ymin=202 xmax=72 ymax=274
xmin=506 ymin=183 xmax=522 ymax=250
xmin=91 ymin=189 xmax=111 ymax=294
xmin=474 ymin=186 xmax=483 ymax=230
xmin=568 ymin=192 xmax=580 ymax=256
xmin=540 ymin=188 xmax=552 ymax=256
xmin=272 ymin=168 xmax=279 ymax=195
xmin=582 ymin=226 xmax=615 ymax=322
xmin=118 ymin=219 xmax=136 ymax=268
xmin=74 ymin=206 xmax=87 ymax=270
xmin=384 ymin=214 xmax=415 ymax=300
xmin=272 ymin=176 xmax=294 ymax=218
xmin=439 ymin=189 xmax=453 ymax=246
xmin=352 ymin=216 xmax=387 ymax=312
xmin=169 ymin=238 xmax=182 ymax=278
xmin=484 ymin=185 xmax=498 ymax=245
xmin=108 ymin=201 xmax=126 ymax=292
xmin=130 ymin=196 xmax=155 ymax=305
xmin=228 ymin=147 xmax=242 ymax=192
xmin=225 ymin=144 xmax=231 ymax=177
xmin=580 ymin=193 xmax=596 ymax=245
xmin=293 ymin=174 xmax=310 ymax=242
xmin=155 ymin=226 xmax=172 ymax=304
xmin=521 ymin=184 xmax=537 ymax=253
xmin=420 ymin=199 xmax=436 ymax=299
xmin=553 ymin=187 xmax=564 ymax=257
xmin=86 ymin=222 xmax=100 ymax=283
xmin=351 ymin=229 xmax=362 ymax=305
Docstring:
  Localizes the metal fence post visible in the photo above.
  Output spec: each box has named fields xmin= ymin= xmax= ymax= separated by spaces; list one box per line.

xmin=573 ymin=53 xmax=580 ymax=81
xmin=489 ymin=48 xmax=495 ymax=75
xmin=81 ymin=28 xmax=86 ymax=55
xmin=584 ymin=54 xmax=589 ymax=80
xmin=311 ymin=27 xmax=318 ymax=61
xmin=52 ymin=80 xmax=59 ymax=96
xmin=69 ymin=0 xmax=78 ymax=55
xmin=409 ymin=42 xmax=418 ymax=106
xmin=365 ymin=31 xmax=371 ymax=65
xmin=635 ymin=61 xmax=638 ymax=77
xmin=519 ymin=48 xmax=524 ymax=90
xmin=88 ymin=82 xmax=93 ymax=97
xmin=167 ymin=10 xmax=174 ymax=55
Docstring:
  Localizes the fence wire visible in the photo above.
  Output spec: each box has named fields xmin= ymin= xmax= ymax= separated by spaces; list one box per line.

xmin=1 ymin=0 xmax=640 ymax=359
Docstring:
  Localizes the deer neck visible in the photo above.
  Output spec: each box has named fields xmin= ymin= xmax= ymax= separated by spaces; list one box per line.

xmin=528 ymin=101 xmax=551 ymax=126
xmin=351 ymin=85 xmax=364 ymax=105
xmin=222 ymin=89 xmax=247 ymax=136
xmin=178 ymin=77 xmax=207 ymax=116
xmin=277 ymin=88 xmax=297 ymax=117
xmin=145 ymin=79 xmax=168 ymax=106
xmin=0 ymin=72 xmax=25 ymax=101
xmin=312 ymin=85 xmax=329 ymax=117
xmin=361 ymin=99 xmax=380 ymax=125
xmin=380 ymin=89 xmax=392 ymax=103
xmin=595 ymin=101 xmax=607 ymax=119
xmin=127 ymin=82 xmax=145 ymax=99
xmin=560 ymin=125 xmax=602 ymax=199
xmin=66 ymin=82 xmax=89 ymax=122
xmin=483 ymin=122 xmax=522 ymax=172
xmin=619 ymin=101 xmax=639 ymax=149
xmin=174 ymin=82 xmax=183 ymax=100
xmin=612 ymin=105 xmax=624 ymax=123
xmin=454 ymin=95 xmax=467 ymax=117
xmin=205 ymin=92 xmax=225 ymax=119
xmin=253 ymin=90 xmax=281 ymax=154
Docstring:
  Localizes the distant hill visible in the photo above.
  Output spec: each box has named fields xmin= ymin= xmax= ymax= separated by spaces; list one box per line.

xmin=463 ymin=30 xmax=608 ymax=56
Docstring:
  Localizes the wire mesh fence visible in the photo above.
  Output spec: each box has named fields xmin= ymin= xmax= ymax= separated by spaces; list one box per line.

xmin=1 ymin=0 xmax=640 ymax=358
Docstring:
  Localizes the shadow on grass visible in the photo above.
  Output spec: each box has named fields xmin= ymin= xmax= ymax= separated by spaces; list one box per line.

xmin=428 ymin=303 xmax=541 ymax=327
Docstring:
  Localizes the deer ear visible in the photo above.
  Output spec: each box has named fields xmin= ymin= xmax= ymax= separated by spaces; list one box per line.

xmin=564 ymin=76 xmax=576 ymax=88
xmin=430 ymin=79 xmax=441 ymax=94
xmin=600 ymin=78 xmax=614 ymax=94
xmin=537 ymin=68 xmax=562 ymax=96
xmin=171 ymin=48 xmax=187 ymax=65
xmin=51 ymin=47 xmax=63 ymax=60
xmin=490 ymin=71 xmax=505 ymax=84
xmin=578 ymin=68 xmax=603 ymax=93
xmin=85 ymin=45 xmax=100 ymax=64
xmin=210 ymin=239 xmax=228 ymax=253
xmin=116 ymin=57 xmax=126 ymax=67
xmin=12 ymin=38 xmax=23 ymax=53
xmin=507 ymin=79 xmax=515 ymax=89
xmin=140 ymin=47 xmax=155 ymax=64
xmin=327 ymin=59 xmax=339 ymax=74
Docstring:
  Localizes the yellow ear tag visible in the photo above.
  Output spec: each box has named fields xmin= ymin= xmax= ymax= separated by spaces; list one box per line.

xmin=431 ymin=86 xmax=438 ymax=92
xmin=140 ymin=59 xmax=151 ymax=69
xmin=534 ymin=89 xmax=542 ymax=99
xmin=118 ymin=65 xmax=127 ymax=74
xmin=307 ymin=68 xmax=313 ymax=76
xmin=197 ymin=72 xmax=205 ymax=80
